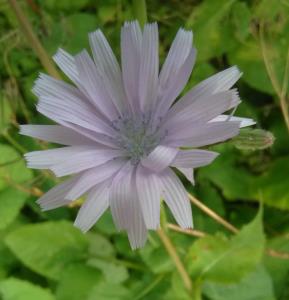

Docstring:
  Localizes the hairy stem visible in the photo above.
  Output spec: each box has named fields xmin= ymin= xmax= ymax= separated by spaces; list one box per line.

xmin=8 ymin=0 xmax=61 ymax=79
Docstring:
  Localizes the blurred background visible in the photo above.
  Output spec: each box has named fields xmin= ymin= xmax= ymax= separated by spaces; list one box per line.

xmin=0 ymin=0 xmax=289 ymax=299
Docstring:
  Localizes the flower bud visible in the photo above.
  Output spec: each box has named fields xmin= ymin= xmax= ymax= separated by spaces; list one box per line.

xmin=232 ymin=129 xmax=275 ymax=150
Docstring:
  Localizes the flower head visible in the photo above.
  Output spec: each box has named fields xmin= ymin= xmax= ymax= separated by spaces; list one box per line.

xmin=21 ymin=21 xmax=254 ymax=249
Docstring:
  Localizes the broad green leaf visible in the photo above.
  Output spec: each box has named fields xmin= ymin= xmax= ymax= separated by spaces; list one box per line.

xmin=198 ymin=145 xmax=256 ymax=200
xmin=186 ymin=0 xmax=237 ymax=61
xmin=203 ymin=265 xmax=276 ymax=300
xmin=186 ymin=207 xmax=265 ymax=282
xmin=5 ymin=221 xmax=88 ymax=280
xmin=88 ymin=258 xmax=129 ymax=284
xmin=255 ymin=156 xmax=289 ymax=210
xmin=87 ymin=282 xmax=131 ymax=300
xmin=56 ymin=264 xmax=102 ymax=300
xmin=140 ymin=241 xmax=173 ymax=274
xmin=264 ymin=236 xmax=289 ymax=299
xmin=0 ymin=277 xmax=54 ymax=300
xmin=0 ymin=188 xmax=27 ymax=230
xmin=0 ymin=144 xmax=32 ymax=192
xmin=87 ymin=232 xmax=115 ymax=258
xmin=231 ymin=1 xmax=251 ymax=42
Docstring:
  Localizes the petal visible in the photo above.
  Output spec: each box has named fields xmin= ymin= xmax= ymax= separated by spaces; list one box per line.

xmin=37 ymin=95 xmax=116 ymax=137
xmin=172 ymin=149 xmax=219 ymax=168
xmin=36 ymin=176 xmax=80 ymax=211
xmin=159 ymin=168 xmax=193 ymax=228
xmin=210 ymin=115 xmax=256 ymax=128
xmin=51 ymin=149 xmax=124 ymax=177
xmin=171 ymin=66 xmax=242 ymax=116
xmin=74 ymin=50 xmax=119 ymax=120
xmin=159 ymin=29 xmax=193 ymax=92
xmin=19 ymin=125 xmax=96 ymax=145
xmin=166 ymin=121 xmax=240 ymax=147
xmin=121 ymin=21 xmax=142 ymax=112
xmin=24 ymin=146 xmax=94 ymax=169
xmin=141 ymin=145 xmax=178 ymax=172
xmin=165 ymin=89 xmax=240 ymax=133
xmin=139 ymin=23 xmax=159 ymax=112
xmin=53 ymin=48 xmax=80 ymax=84
xmin=109 ymin=163 xmax=147 ymax=249
xmin=136 ymin=165 xmax=162 ymax=229
xmin=177 ymin=167 xmax=195 ymax=185
xmin=89 ymin=30 xmax=127 ymax=114
xmin=156 ymin=48 xmax=196 ymax=118
xmin=74 ymin=181 xmax=109 ymax=233
xmin=65 ymin=158 xmax=126 ymax=200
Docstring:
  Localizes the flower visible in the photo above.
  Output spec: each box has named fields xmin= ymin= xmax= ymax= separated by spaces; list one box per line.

xmin=20 ymin=21 xmax=255 ymax=249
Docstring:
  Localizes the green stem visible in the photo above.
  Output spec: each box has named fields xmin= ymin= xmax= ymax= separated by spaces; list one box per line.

xmin=192 ymin=279 xmax=203 ymax=300
xmin=132 ymin=0 xmax=147 ymax=28
xmin=135 ymin=274 xmax=165 ymax=300
xmin=8 ymin=0 xmax=61 ymax=79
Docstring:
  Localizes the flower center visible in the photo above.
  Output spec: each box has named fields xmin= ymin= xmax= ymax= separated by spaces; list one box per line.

xmin=112 ymin=114 xmax=164 ymax=164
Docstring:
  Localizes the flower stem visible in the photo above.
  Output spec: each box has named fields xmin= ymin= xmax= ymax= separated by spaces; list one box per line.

xmin=188 ymin=193 xmax=239 ymax=234
xmin=157 ymin=227 xmax=192 ymax=291
xmin=192 ymin=279 xmax=203 ymax=300
xmin=8 ymin=0 xmax=61 ymax=79
xmin=132 ymin=0 xmax=147 ymax=28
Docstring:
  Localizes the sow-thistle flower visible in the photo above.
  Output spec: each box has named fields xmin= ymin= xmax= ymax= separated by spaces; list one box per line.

xmin=20 ymin=21 xmax=255 ymax=249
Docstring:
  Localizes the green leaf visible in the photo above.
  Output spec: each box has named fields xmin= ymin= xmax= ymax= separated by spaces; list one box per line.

xmin=186 ymin=0 xmax=237 ymax=61
xmin=56 ymin=264 xmax=102 ymax=300
xmin=88 ymin=258 xmax=129 ymax=284
xmin=87 ymin=282 xmax=131 ymax=300
xmin=0 ymin=144 xmax=32 ymax=192
xmin=5 ymin=221 xmax=88 ymax=280
xmin=0 ymin=188 xmax=27 ymax=230
xmin=198 ymin=145 xmax=256 ymax=200
xmin=264 ymin=236 xmax=289 ymax=299
xmin=186 ymin=207 xmax=265 ymax=282
xmin=255 ymin=156 xmax=289 ymax=210
xmin=0 ymin=277 xmax=54 ymax=300
xmin=203 ymin=265 xmax=276 ymax=300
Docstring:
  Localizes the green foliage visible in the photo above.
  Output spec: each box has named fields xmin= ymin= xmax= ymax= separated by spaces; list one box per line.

xmin=0 ymin=188 xmax=27 ymax=230
xmin=5 ymin=221 xmax=88 ymax=280
xmin=203 ymin=265 xmax=276 ymax=300
xmin=0 ymin=0 xmax=289 ymax=299
xmin=186 ymin=207 xmax=264 ymax=282
xmin=0 ymin=277 xmax=55 ymax=300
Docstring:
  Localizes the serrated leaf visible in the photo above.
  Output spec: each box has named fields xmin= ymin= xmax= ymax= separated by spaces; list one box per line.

xmin=0 ymin=277 xmax=54 ymax=300
xmin=5 ymin=221 xmax=88 ymax=280
xmin=186 ymin=207 xmax=265 ymax=282
xmin=203 ymin=265 xmax=276 ymax=300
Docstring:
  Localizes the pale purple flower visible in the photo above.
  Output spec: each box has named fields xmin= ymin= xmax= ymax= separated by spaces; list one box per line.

xmin=20 ymin=21 xmax=254 ymax=249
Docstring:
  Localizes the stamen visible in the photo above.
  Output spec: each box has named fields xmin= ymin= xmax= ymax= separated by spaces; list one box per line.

xmin=112 ymin=114 xmax=165 ymax=164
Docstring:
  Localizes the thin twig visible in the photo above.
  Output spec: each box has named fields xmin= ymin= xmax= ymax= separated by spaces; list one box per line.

xmin=167 ymin=223 xmax=206 ymax=238
xmin=157 ymin=228 xmax=192 ymax=291
xmin=188 ymin=192 xmax=289 ymax=260
xmin=188 ymin=193 xmax=239 ymax=234
xmin=8 ymin=0 xmax=61 ymax=79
